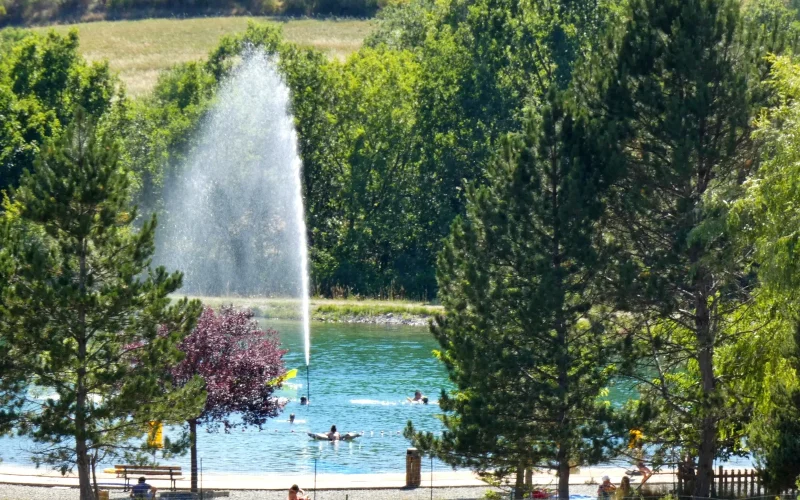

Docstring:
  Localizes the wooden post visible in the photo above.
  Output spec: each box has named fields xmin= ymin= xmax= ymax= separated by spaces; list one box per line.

xmin=743 ymin=469 xmax=748 ymax=497
xmin=738 ymin=469 xmax=743 ymax=496
xmin=719 ymin=465 xmax=724 ymax=497
xmin=719 ymin=467 xmax=731 ymax=497
xmin=758 ymin=469 xmax=763 ymax=497
xmin=406 ymin=448 xmax=421 ymax=488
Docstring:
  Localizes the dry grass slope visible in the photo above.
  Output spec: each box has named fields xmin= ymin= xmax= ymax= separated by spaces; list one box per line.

xmin=33 ymin=17 xmax=374 ymax=96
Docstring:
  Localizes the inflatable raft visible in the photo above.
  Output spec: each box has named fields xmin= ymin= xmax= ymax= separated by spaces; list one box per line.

xmin=307 ymin=431 xmax=362 ymax=442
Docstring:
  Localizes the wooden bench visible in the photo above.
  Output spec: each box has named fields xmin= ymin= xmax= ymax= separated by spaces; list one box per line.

xmin=113 ymin=465 xmax=183 ymax=491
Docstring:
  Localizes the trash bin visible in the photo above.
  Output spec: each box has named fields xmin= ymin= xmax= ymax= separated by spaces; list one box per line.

xmin=406 ymin=448 xmax=421 ymax=488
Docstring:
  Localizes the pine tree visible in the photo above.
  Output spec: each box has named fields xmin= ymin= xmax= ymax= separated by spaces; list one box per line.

xmin=592 ymin=0 xmax=794 ymax=496
xmin=408 ymin=93 xmax=619 ymax=500
xmin=1 ymin=110 xmax=204 ymax=500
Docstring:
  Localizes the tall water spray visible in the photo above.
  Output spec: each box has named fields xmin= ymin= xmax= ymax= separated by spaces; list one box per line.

xmin=157 ymin=52 xmax=311 ymax=367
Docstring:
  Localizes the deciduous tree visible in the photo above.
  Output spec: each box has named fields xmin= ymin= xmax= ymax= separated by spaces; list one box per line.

xmin=171 ymin=306 xmax=286 ymax=491
xmin=0 ymin=30 xmax=118 ymax=195
xmin=732 ymin=55 xmax=800 ymax=493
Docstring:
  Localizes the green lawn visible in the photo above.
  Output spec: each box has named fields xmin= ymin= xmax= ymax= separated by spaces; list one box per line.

xmin=33 ymin=17 xmax=374 ymax=96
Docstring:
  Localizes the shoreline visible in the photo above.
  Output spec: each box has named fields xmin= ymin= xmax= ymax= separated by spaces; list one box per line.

xmin=183 ymin=296 xmax=441 ymax=326
xmin=0 ymin=464 xmax=676 ymax=491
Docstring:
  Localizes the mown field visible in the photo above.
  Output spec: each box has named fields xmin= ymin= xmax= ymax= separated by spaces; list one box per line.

xmin=33 ymin=17 xmax=375 ymax=96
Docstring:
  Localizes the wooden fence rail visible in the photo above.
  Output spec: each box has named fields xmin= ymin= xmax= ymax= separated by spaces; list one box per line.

xmin=676 ymin=467 xmax=798 ymax=499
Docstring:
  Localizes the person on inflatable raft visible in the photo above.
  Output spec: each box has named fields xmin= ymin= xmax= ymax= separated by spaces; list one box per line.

xmin=308 ymin=425 xmax=362 ymax=441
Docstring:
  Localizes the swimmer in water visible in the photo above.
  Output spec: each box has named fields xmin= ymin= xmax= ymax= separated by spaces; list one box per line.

xmin=300 ymin=396 xmax=308 ymax=405
xmin=327 ymin=425 xmax=340 ymax=441
xmin=289 ymin=413 xmax=295 ymax=423
xmin=408 ymin=390 xmax=426 ymax=403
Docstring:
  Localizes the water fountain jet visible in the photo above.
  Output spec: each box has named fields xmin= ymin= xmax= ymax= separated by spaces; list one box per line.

xmin=157 ymin=51 xmax=312 ymax=373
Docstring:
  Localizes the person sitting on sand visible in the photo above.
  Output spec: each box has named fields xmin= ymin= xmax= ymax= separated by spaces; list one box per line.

xmin=615 ymin=476 xmax=632 ymax=500
xmin=288 ymin=484 xmax=308 ymax=500
xmin=597 ymin=476 xmax=616 ymax=500
xmin=327 ymin=425 xmax=340 ymax=441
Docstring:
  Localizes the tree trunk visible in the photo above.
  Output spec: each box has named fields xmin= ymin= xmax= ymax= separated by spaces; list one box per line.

xmin=693 ymin=272 xmax=716 ymax=498
xmin=76 ymin=240 xmax=93 ymax=500
xmin=76 ymin=436 xmax=94 ymax=500
xmin=556 ymin=445 xmax=570 ymax=500
xmin=91 ymin=452 xmax=99 ymax=500
xmin=550 ymin=149 xmax=570 ymax=500
xmin=189 ymin=418 xmax=199 ymax=492
xmin=525 ymin=467 xmax=533 ymax=492
xmin=515 ymin=462 xmax=525 ymax=500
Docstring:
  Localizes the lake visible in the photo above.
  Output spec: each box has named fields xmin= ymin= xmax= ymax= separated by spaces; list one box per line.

xmin=0 ymin=320 xmax=453 ymax=475
xmin=0 ymin=319 xmax=752 ymax=475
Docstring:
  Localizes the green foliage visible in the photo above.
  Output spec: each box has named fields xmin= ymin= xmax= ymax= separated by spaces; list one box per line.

xmin=364 ymin=0 xmax=618 ymax=297
xmin=738 ymin=56 xmax=800 ymax=296
xmin=0 ymin=29 xmax=118 ymax=195
xmin=311 ymin=47 xmax=427 ymax=295
xmin=736 ymin=56 xmax=800 ymax=493
xmin=589 ymin=0 xmax=796 ymax=496
xmin=408 ymin=93 xmax=620 ymax=499
xmin=0 ymin=111 xmax=204 ymax=500
xmin=746 ymin=319 xmax=800 ymax=494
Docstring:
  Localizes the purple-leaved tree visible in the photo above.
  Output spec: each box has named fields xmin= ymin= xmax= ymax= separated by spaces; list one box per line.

xmin=172 ymin=306 xmax=286 ymax=491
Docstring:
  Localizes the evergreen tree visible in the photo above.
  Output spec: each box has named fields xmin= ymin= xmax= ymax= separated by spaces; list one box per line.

xmin=0 ymin=110 xmax=204 ymax=500
xmin=591 ymin=0 xmax=794 ymax=496
xmin=408 ymin=93 xmax=619 ymax=500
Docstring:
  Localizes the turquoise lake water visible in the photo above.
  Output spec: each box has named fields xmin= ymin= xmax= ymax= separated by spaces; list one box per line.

xmin=0 ymin=320 xmax=454 ymax=475
xmin=0 ymin=319 xmax=751 ymax=474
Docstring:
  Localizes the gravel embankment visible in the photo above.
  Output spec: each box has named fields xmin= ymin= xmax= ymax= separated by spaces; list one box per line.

xmin=327 ymin=314 xmax=430 ymax=327
xmin=0 ymin=484 xmax=608 ymax=500
xmin=0 ymin=485 xmax=496 ymax=500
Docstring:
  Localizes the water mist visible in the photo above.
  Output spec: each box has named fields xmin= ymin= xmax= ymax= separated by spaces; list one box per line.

xmin=157 ymin=52 xmax=312 ymax=369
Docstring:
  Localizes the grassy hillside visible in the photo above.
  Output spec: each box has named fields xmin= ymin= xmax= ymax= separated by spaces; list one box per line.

xmin=33 ymin=17 xmax=374 ymax=96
